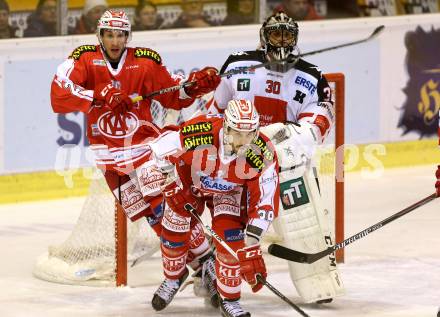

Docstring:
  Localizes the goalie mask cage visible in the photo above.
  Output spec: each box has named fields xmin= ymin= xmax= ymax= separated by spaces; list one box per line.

xmin=33 ymin=73 xmax=344 ymax=287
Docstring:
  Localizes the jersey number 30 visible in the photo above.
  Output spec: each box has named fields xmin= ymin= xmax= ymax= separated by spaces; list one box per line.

xmin=265 ymin=80 xmax=281 ymax=95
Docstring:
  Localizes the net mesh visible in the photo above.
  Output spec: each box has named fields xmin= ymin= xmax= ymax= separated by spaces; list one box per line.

xmin=33 ymin=176 xmax=159 ymax=286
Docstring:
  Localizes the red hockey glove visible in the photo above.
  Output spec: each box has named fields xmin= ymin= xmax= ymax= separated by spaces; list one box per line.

xmin=184 ymin=67 xmax=221 ymax=98
xmin=162 ymin=179 xmax=201 ymax=214
xmin=436 ymin=165 xmax=440 ymax=197
xmin=93 ymin=83 xmax=133 ymax=115
xmin=237 ymin=244 xmax=267 ymax=293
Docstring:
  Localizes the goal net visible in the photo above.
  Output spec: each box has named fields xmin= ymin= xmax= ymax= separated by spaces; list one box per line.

xmin=33 ymin=73 xmax=344 ymax=286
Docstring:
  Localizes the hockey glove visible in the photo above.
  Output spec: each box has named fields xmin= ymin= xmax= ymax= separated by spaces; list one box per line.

xmin=184 ymin=67 xmax=221 ymax=98
xmin=436 ymin=165 xmax=440 ymax=197
xmin=237 ymin=244 xmax=267 ymax=293
xmin=93 ymin=83 xmax=133 ymax=115
xmin=162 ymin=179 xmax=201 ymax=214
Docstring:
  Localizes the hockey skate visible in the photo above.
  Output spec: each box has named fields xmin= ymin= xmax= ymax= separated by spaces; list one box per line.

xmin=193 ymin=253 xmax=219 ymax=308
xmin=220 ymin=298 xmax=251 ymax=317
xmin=151 ymin=269 xmax=189 ymax=311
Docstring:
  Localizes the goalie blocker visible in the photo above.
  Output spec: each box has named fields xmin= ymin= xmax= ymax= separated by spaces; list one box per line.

xmin=261 ymin=123 xmax=345 ymax=303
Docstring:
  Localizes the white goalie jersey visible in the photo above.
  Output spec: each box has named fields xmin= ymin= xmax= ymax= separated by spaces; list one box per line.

xmin=212 ymin=50 xmax=335 ymax=145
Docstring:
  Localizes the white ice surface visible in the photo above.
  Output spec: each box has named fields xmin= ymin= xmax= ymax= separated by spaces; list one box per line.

xmin=0 ymin=165 xmax=439 ymax=317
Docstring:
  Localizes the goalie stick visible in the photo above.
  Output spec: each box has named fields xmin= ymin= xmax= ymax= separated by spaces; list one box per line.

xmin=268 ymin=193 xmax=437 ymax=264
xmin=183 ymin=203 xmax=311 ymax=317
xmin=132 ymin=25 xmax=384 ymax=103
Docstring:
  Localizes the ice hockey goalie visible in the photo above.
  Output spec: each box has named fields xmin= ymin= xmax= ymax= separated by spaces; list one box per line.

xmin=261 ymin=122 xmax=345 ymax=303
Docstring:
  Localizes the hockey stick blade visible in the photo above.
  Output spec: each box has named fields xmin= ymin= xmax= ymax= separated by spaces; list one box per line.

xmin=301 ymin=25 xmax=385 ymax=58
xmin=269 ymin=193 xmax=437 ymax=264
xmin=268 ymin=244 xmax=333 ymax=264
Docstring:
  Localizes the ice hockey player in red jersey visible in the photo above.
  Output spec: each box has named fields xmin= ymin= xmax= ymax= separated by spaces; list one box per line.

xmin=149 ymin=99 xmax=279 ymax=316
xmin=209 ymin=11 xmax=345 ymax=304
xmin=50 ymin=9 xmax=220 ymax=305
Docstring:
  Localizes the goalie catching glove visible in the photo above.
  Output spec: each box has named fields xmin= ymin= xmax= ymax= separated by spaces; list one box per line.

xmin=184 ymin=67 xmax=221 ymax=98
xmin=237 ymin=244 xmax=267 ymax=293
xmin=93 ymin=83 xmax=133 ymax=115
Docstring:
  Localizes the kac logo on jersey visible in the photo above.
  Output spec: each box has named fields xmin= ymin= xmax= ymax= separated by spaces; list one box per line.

xmin=97 ymin=111 xmax=139 ymax=138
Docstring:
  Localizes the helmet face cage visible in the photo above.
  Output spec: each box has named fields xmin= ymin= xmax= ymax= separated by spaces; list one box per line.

xmin=223 ymin=99 xmax=259 ymax=155
xmin=260 ymin=12 xmax=299 ymax=61
xmin=97 ymin=10 xmax=132 ymax=48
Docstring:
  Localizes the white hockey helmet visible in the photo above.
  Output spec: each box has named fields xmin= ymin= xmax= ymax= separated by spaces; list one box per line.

xmin=260 ymin=11 xmax=299 ymax=61
xmin=224 ymin=99 xmax=259 ymax=132
xmin=223 ymin=99 xmax=259 ymax=156
xmin=97 ymin=10 xmax=132 ymax=45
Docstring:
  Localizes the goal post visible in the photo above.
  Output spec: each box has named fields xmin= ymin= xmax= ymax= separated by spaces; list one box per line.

xmin=33 ymin=177 xmax=160 ymax=287
xmin=325 ymin=73 xmax=345 ymax=263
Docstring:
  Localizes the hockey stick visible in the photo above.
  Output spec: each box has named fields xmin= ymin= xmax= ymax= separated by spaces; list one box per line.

xmin=132 ymin=25 xmax=385 ymax=103
xmin=300 ymin=25 xmax=384 ymax=58
xmin=183 ymin=204 xmax=310 ymax=317
xmin=268 ymin=193 xmax=437 ymax=264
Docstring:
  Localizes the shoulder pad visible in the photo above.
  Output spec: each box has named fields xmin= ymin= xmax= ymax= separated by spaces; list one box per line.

xmin=133 ymin=47 xmax=162 ymax=64
xmin=246 ymin=135 xmax=275 ymax=171
xmin=220 ymin=50 xmax=266 ymax=74
xmin=180 ymin=120 xmax=213 ymax=136
xmin=294 ymin=59 xmax=323 ymax=81
xmin=69 ymin=45 xmax=97 ymax=60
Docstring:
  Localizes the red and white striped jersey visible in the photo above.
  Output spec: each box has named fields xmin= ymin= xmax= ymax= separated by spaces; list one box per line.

xmin=150 ymin=114 xmax=280 ymax=222
xmin=212 ymin=50 xmax=334 ymax=143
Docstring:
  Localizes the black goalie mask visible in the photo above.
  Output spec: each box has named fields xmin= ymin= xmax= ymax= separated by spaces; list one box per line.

xmin=260 ymin=11 xmax=299 ymax=61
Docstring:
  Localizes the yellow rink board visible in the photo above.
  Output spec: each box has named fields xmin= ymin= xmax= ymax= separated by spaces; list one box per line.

xmin=1 ymin=139 xmax=439 ymax=204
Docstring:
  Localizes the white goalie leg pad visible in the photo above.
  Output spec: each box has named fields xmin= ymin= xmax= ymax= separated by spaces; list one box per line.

xmin=273 ymin=166 xmax=345 ymax=303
